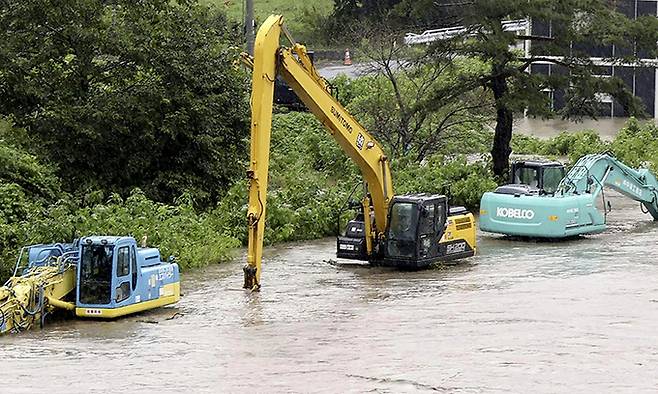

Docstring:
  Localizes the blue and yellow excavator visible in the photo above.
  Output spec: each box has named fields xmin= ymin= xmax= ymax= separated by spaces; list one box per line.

xmin=241 ymin=15 xmax=478 ymax=289
xmin=1 ymin=236 xmax=180 ymax=335
xmin=480 ymin=153 xmax=658 ymax=238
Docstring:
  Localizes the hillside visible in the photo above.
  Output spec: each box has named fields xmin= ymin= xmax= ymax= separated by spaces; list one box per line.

xmin=205 ymin=0 xmax=333 ymax=42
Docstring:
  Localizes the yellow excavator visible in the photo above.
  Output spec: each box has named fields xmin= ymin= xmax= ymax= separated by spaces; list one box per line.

xmin=242 ymin=15 xmax=477 ymax=290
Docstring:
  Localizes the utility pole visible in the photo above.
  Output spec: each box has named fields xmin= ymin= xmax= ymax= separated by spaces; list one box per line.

xmin=245 ymin=0 xmax=254 ymax=55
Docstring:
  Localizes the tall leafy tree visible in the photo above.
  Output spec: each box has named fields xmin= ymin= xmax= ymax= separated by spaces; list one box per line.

xmin=324 ymin=0 xmax=658 ymax=176
xmin=438 ymin=0 xmax=658 ymax=176
xmin=0 ymin=0 xmax=249 ymax=206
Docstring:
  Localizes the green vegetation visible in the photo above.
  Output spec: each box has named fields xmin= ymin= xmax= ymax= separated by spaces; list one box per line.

xmin=206 ymin=0 xmax=334 ymax=45
xmin=512 ymin=130 xmax=609 ymax=163
xmin=212 ymin=0 xmax=333 ymax=23
xmin=0 ymin=0 xmax=249 ymax=208
xmin=511 ymin=118 xmax=658 ymax=173
xmin=331 ymin=56 xmax=492 ymax=162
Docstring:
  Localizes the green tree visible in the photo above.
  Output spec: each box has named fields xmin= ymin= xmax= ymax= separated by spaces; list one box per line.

xmin=0 ymin=118 xmax=61 ymax=203
xmin=323 ymin=0 xmax=658 ymax=177
xmin=414 ymin=0 xmax=658 ymax=176
xmin=0 ymin=0 xmax=249 ymax=206
xmin=333 ymin=53 xmax=491 ymax=162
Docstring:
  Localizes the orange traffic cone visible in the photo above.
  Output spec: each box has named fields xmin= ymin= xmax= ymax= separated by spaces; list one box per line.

xmin=343 ymin=48 xmax=352 ymax=66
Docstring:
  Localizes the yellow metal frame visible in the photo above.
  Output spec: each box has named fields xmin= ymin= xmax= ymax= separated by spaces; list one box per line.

xmin=245 ymin=15 xmax=393 ymax=288
xmin=75 ymin=282 xmax=180 ymax=319
xmin=1 ymin=264 xmax=76 ymax=335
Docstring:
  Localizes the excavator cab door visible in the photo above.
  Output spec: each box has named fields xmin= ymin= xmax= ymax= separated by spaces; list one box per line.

xmin=79 ymin=241 xmax=114 ymax=305
xmin=417 ymin=199 xmax=448 ymax=260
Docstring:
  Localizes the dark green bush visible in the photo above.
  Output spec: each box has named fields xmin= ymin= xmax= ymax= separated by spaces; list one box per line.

xmin=511 ymin=130 xmax=609 ymax=162
xmin=394 ymin=155 xmax=497 ymax=208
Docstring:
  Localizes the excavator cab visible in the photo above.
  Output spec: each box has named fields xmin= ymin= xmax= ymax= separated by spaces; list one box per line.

xmin=382 ymin=195 xmax=448 ymax=269
xmin=337 ymin=193 xmax=475 ymax=269
xmin=495 ymin=160 xmax=566 ymax=196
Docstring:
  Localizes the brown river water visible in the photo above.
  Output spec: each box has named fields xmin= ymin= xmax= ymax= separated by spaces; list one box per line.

xmin=2 ymin=190 xmax=658 ymax=392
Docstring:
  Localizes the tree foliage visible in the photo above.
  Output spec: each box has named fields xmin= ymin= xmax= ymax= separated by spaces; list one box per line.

xmin=333 ymin=54 xmax=491 ymax=162
xmin=322 ymin=0 xmax=658 ymax=177
xmin=0 ymin=119 xmax=62 ymax=203
xmin=0 ymin=0 xmax=249 ymax=206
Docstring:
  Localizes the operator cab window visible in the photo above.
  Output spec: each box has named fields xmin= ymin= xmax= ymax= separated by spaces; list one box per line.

xmin=515 ymin=167 xmax=539 ymax=188
xmin=419 ymin=204 xmax=435 ymax=235
xmin=117 ymin=246 xmax=130 ymax=277
xmin=387 ymin=202 xmax=419 ymax=258
xmin=542 ymin=167 xmax=565 ymax=194
xmin=79 ymin=244 xmax=114 ymax=305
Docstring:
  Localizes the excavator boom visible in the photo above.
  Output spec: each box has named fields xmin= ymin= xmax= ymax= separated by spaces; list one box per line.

xmin=243 ymin=15 xmax=393 ymax=289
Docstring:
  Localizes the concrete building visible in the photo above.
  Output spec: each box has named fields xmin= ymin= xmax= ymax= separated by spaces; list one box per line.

xmin=530 ymin=0 xmax=658 ymax=118
xmin=405 ymin=1 xmax=658 ymax=118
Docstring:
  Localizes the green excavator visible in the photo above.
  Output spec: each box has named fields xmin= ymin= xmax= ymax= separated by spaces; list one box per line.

xmin=480 ymin=153 xmax=658 ymax=238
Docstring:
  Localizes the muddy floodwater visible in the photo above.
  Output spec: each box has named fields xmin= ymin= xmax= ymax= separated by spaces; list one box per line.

xmin=2 ymin=190 xmax=658 ymax=393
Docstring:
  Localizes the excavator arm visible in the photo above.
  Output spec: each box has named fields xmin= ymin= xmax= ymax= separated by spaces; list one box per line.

xmin=557 ymin=153 xmax=658 ymax=218
xmin=1 ymin=255 xmax=76 ymax=335
xmin=243 ymin=15 xmax=393 ymax=289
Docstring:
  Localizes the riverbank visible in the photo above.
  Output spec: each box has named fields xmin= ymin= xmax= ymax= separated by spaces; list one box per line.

xmin=3 ymin=115 xmax=656 ymax=283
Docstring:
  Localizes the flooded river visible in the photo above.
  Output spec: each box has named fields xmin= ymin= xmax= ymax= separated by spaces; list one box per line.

xmin=2 ymin=190 xmax=658 ymax=393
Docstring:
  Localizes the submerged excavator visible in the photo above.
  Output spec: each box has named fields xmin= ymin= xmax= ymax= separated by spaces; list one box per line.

xmin=480 ymin=153 xmax=658 ymax=238
xmin=1 ymin=236 xmax=180 ymax=335
xmin=241 ymin=15 xmax=477 ymax=290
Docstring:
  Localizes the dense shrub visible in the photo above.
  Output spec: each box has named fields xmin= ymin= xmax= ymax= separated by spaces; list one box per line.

xmin=511 ymin=119 xmax=658 ymax=170
xmin=0 ymin=120 xmax=62 ymax=203
xmin=0 ymin=190 xmax=241 ymax=281
xmin=610 ymin=118 xmax=658 ymax=172
xmin=0 ymin=0 xmax=249 ymax=207
xmin=511 ymin=130 xmax=609 ymax=162
xmin=394 ymin=155 xmax=497 ymax=208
